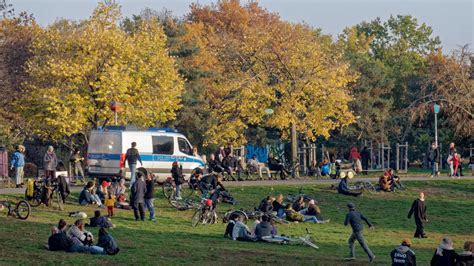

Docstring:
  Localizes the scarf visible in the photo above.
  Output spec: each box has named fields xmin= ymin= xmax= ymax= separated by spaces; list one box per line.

xmin=436 ymin=239 xmax=454 ymax=256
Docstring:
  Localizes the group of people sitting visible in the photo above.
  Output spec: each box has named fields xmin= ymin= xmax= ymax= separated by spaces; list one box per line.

xmin=379 ymin=168 xmax=404 ymax=192
xmin=78 ymin=179 xmax=128 ymax=210
xmin=188 ymin=168 xmax=236 ymax=207
xmin=224 ymin=213 xmax=277 ymax=242
xmin=47 ymin=217 xmax=119 ymax=255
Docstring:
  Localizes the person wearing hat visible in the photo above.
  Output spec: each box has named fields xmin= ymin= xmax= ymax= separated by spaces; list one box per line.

xmin=407 ymin=192 xmax=428 ymax=238
xmin=344 ymin=202 xmax=375 ymax=263
xmin=11 ymin=145 xmax=26 ymax=188
xmin=390 ymin=238 xmax=416 ymax=266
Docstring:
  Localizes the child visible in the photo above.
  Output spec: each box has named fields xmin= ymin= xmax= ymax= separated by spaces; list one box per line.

xmin=105 ymin=190 xmax=115 ymax=217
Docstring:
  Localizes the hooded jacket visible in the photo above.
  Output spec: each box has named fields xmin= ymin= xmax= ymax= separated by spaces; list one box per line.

xmin=391 ymin=245 xmax=416 ymax=266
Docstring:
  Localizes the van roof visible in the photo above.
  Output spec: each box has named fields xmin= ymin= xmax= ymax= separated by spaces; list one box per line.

xmin=91 ymin=129 xmax=186 ymax=137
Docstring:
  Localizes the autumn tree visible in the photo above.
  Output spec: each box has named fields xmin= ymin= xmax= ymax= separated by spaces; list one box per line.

xmin=185 ymin=0 xmax=356 ymax=147
xmin=21 ymin=2 xmax=184 ymax=143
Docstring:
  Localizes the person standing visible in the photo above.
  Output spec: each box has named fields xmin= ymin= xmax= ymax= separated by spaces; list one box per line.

xmin=360 ymin=147 xmax=371 ymax=175
xmin=344 ymin=203 xmax=375 ymax=263
xmin=131 ymin=175 xmax=147 ymax=221
xmin=407 ymin=192 xmax=428 ymax=238
xmin=70 ymin=149 xmax=85 ymax=184
xmin=350 ymin=147 xmax=362 ymax=173
xmin=429 ymin=143 xmax=439 ymax=178
xmin=125 ymin=142 xmax=142 ymax=187
xmin=390 ymin=238 xmax=416 ymax=266
xmin=144 ymin=173 xmax=156 ymax=222
xmin=447 ymin=142 xmax=455 ymax=177
xmin=43 ymin=146 xmax=58 ymax=181
xmin=10 ymin=145 xmax=26 ymax=188
xmin=171 ymin=161 xmax=183 ymax=200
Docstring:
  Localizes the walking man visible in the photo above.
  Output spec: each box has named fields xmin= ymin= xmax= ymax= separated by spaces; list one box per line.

xmin=408 ymin=192 xmax=428 ymax=238
xmin=447 ymin=142 xmax=455 ymax=177
xmin=144 ymin=173 xmax=156 ymax=222
xmin=11 ymin=145 xmax=25 ymax=188
xmin=131 ymin=175 xmax=147 ymax=221
xmin=429 ymin=143 xmax=439 ymax=178
xmin=125 ymin=142 xmax=142 ymax=187
xmin=344 ymin=202 xmax=375 ymax=263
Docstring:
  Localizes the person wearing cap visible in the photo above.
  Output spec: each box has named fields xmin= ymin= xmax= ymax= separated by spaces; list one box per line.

xmin=407 ymin=192 xmax=428 ymax=238
xmin=390 ymin=238 xmax=416 ymax=266
xmin=10 ymin=145 xmax=26 ymax=188
xmin=344 ymin=202 xmax=375 ymax=263
xmin=43 ymin=145 xmax=58 ymax=181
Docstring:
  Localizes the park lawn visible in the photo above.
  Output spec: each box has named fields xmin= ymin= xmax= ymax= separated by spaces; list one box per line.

xmin=0 ymin=180 xmax=473 ymax=265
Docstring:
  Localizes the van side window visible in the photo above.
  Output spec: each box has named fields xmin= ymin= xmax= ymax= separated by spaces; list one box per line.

xmin=178 ymin=138 xmax=192 ymax=156
xmin=152 ymin=136 xmax=174 ymax=155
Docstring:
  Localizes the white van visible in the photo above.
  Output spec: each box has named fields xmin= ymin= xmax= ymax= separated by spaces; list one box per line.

xmin=86 ymin=127 xmax=204 ymax=180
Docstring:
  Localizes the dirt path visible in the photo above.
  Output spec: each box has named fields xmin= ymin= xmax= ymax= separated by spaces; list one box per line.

xmin=0 ymin=175 xmax=472 ymax=194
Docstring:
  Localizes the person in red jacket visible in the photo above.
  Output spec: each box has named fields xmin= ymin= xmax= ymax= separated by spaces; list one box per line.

xmin=350 ymin=147 xmax=362 ymax=173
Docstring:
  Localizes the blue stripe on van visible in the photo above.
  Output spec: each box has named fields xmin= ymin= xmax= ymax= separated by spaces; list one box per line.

xmin=87 ymin=153 xmax=204 ymax=166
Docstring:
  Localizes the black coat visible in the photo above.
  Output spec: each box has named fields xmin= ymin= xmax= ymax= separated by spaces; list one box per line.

xmin=145 ymin=179 xmax=154 ymax=199
xmin=131 ymin=179 xmax=147 ymax=204
xmin=408 ymin=199 xmax=427 ymax=221
xmin=171 ymin=166 xmax=183 ymax=185
xmin=391 ymin=245 xmax=417 ymax=266
xmin=431 ymin=249 xmax=456 ymax=266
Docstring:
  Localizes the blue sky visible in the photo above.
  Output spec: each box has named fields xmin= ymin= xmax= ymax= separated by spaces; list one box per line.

xmin=13 ymin=0 xmax=473 ymax=52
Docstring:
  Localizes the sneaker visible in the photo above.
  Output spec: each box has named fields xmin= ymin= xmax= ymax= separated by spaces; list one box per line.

xmin=369 ymin=256 xmax=375 ymax=263
xmin=344 ymin=257 xmax=355 ymax=261
xmin=150 ymin=218 xmax=156 ymax=222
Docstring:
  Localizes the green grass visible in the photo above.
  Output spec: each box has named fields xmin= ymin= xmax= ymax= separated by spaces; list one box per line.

xmin=1 ymin=180 xmax=473 ymax=265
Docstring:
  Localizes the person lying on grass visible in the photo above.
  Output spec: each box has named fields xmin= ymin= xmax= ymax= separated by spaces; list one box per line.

xmin=47 ymin=219 xmax=104 ymax=255
xmin=285 ymin=204 xmax=329 ymax=224
xmin=232 ymin=215 xmax=255 ymax=241
xmin=87 ymin=210 xmax=115 ymax=228
xmin=67 ymin=219 xmax=103 ymax=254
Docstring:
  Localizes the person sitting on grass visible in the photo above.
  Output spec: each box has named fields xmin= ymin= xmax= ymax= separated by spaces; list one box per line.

xmin=431 ymin=237 xmax=456 ymax=266
xmin=232 ymin=215 xmax=255 ymax=241
xmin=67 ymin=219 xmax=103 ymax=255
xmin=79 ymin=181 xmax=104 ymax=208
xmin=285 ymin=203 xmax=327 ymax=223
xmin=97 ymin=228 xmax=120 ymax=255
xmin=88 ymin=210 xmax=115 ymax=228
xmin=390 ymin=238 xmax=416 ymax=266
xmin=254 ymin=215 xmax=274 ymax=241
xmin=250 ymin=213 xmax=262 ymax=238
xmin=224 ymin=214 xmax=238 ymax=239
xmin=455 ymin=241 xmax=474 ymax=266
xmin=300 ymin=200 xmax=330 ymax=223
xmin=387 ymin=169 xmax=404 ymax=190
xmin=320 ymin=159 xmax=331 ymax=176
xmin=48 ymin=219 xmax=104 ymax=254
xmin=258 ymin=196 xmax=274 ymax=213
xmin=292 ymin=196 xmax=305 ymax=212
xmin=379 ymin=171 xmax=392 ymax=192
xmin=338 ymin=177 xmax=362 ymax=197
xmin=272 ymin=194 xmax=286 ymax=218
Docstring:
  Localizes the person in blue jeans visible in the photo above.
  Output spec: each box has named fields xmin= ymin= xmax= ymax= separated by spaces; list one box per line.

xmin=78 ymin=182 xmax=104 ymax=208
xmin=344 ymin=202 xmax=375 ymax=263
xmin=429 ymin=143 xmax=439 ymax=178
xmin=144 ymin=173 xmax=156 ymax=221
xmin=125 ymin=142 xmax=142 ymax=187
xmin=10 ymin=145 xmax=26 ymax=188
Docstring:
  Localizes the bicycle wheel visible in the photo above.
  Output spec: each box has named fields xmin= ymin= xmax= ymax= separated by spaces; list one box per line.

xmin=180 ymin=181 xmax=196 ymax=199
xmin=162 ymin=181 xmax=175 ymax=199
xmin=56 ymin=191 xmax=64 ymax=211
xmin=230 ymin=210 xmax=248 ymax=224
xmin=15 ymin=200 xmax=31 ymax=220
xmin=25 ymin=190 xmax=41 ymax=207
xmin=191 ymin=209 xmax=203 ymax=227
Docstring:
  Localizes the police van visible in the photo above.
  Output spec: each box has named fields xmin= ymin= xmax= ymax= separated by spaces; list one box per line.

xmin=86 ymin=127 xmax=204 ymax=180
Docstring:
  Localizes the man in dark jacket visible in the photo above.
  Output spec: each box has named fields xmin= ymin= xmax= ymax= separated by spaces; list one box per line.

xmin=258 ymin=196 xmax=274 ymax=213
xmin=338 ymin=177 xmax=362 ymax=197
xmin=429 ymin=143 xmax=439 ymax=178
xmin=360 ymin=147 xmax=371 ymax=175
xmin=131 ymin=176 xmax=147 ymax=221
xmin=390 ymin=238 xmax=416 ymax=266
xmin=125 ymin=142 xmax=143 ymax=187
xmin=344 ymin=203 xmax=375 ymax=263
xmin=255 ymin=215 xmax=273 ymax=240
xmin=407 ymin=192 xmax=427 ymax=238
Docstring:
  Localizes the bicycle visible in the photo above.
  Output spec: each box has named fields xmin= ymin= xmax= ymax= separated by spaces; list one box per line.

xmin=162 ymin=177 xmax=198 ymax=200
xmin=223 ymin=209 xmax=289 ymax=225
xmin=0 ymin=198 xmax=31 ymax=220
xmin=286 ymin=188 xmax=314 ymax=203
xmin=350 ymin=181 xmax=377 ymax=192
xmin=262 ymin=228 xmax=319 ymax=249
xmin=25 ymin=179 xmax=66 ymax=211
xmin=169 ymin=197 xmax=201 ymax=211
xmin=191 ymin=201 xmax=219 ymax=227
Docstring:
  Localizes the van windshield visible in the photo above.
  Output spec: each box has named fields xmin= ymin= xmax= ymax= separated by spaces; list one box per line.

xmin=178 ymin=137 xmax=193 ymax=156
xmin=88 ymin=133 xmax=121 ymax=154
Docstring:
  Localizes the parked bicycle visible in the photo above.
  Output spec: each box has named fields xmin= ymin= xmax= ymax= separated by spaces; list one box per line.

xmin=162 ymin=176 xmax=198 ymax=200
xmin=0 ymin=198 xmax=31 ymax=220
xmin=25 ymin=179 xmax=66 ymax=211
xmin=191 ymin=200 xmax=218 ymax=227
xmin=349 ymin=181 xmax=377 ymax=192
xmin=169 ymin=197 xmax=201 ymax=211
xmin=286 ymin=188 xmax=314 ymax=203
xmin=223 ymin=209 xmax=289 ymax=225
xmin=262 ymin=228 xmax=319 ymax=249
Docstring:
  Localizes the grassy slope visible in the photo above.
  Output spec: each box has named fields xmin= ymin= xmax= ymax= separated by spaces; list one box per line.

xmin=0 ymin=180 xmax=473 ymax=265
